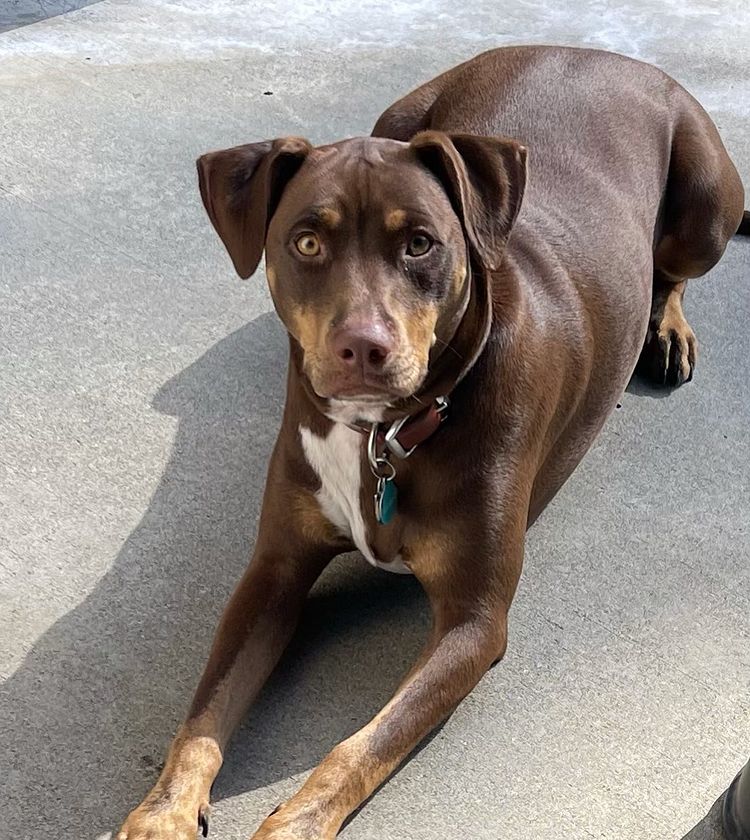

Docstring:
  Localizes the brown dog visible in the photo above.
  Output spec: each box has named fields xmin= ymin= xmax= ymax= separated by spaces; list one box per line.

xmin=117 ymin=46 xmax=747 ymax=840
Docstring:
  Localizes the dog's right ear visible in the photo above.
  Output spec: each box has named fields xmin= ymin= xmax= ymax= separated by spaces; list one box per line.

xmin=197 ymin=137 xmax=312 ymax=279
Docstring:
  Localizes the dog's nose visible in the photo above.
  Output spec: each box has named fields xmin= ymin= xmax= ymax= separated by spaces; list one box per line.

xmin=329 ymin=322 xmax=394 ymax=371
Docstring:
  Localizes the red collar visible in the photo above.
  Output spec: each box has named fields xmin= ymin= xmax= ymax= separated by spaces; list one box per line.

xmin=350 ymin=396 xmax=449 ymax=459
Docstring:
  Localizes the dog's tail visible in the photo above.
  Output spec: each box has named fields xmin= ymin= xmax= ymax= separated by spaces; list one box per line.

xmin=738 ymin=210 xmax=750 ymax=236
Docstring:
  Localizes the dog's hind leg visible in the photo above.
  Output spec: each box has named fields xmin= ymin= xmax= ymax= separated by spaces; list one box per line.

xmin=639 ymin=86 xmax=745 ymax=386
xmin=371 ymin=70 xmax=447 ymax=141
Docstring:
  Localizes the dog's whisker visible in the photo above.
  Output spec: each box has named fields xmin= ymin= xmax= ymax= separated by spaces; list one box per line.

xmin=433 ymin=337 xmax=464 ymax=361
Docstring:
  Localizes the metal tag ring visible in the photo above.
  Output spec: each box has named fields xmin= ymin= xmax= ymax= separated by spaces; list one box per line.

xmin=371 ymin=458 xmax=396 ymax=481
xmin=367 ymin=423 xmax=383 ymax=469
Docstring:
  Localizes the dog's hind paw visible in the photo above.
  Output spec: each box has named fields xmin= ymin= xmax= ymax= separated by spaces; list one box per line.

xmin=638 ymin=312 xmax=697 ymax=387
xmin=638 ymin=276 xmax=698 ymax=388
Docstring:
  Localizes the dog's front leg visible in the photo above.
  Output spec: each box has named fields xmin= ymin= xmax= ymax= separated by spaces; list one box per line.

xmin=117 ymin=474 xmax=340 ymax=840
xmin=251 ymin=511 xmax=527 ymax=840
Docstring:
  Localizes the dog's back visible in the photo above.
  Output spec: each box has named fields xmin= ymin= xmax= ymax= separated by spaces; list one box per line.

xmin=376 ymin=47 xmax=725 ymax=251
xmin=376 ymin=45 xmax=744 ymax=508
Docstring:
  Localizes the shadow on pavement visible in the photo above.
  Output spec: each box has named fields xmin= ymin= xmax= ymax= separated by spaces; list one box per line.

xmin=0 ymin=0 xmax=103 ymax=33
xmin=683 ymin=792 xmax=728 ymax=840
xmin=626 ymin=374 xmax=677 ymax=399
xmin=2 ymin=312 xmax=428 ymax=839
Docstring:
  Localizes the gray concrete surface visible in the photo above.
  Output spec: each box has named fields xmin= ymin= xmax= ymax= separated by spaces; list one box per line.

xmin=1 ymin=2 xmax=749 ymax=839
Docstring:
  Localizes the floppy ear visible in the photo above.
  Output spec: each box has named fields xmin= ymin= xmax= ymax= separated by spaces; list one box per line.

xmin=410 ymin=131 xmax=527 ymax=272
xmin=197 ymin=137 xmax=313 ymax=279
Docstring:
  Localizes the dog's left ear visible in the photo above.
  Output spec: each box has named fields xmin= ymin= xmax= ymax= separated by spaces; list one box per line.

xmin=410 ymin=131 xmax=527 ymax=272
xmin=197 ymin=137 xmax=312 ymax=279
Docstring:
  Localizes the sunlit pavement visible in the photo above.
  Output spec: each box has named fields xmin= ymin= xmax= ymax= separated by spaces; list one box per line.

xmin=1 ymin=2 xmax=749 ymax=838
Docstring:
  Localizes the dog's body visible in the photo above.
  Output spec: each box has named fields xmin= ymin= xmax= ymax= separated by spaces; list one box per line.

xmin=118 ymin=47 xmax=746 ymax=840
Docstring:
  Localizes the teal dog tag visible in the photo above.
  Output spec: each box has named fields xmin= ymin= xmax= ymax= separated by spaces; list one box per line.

xmin=375 ymin=476 xmax=398 ymax=525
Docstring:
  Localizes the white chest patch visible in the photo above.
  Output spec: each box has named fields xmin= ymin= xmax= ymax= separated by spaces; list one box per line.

xmin=299 ymin=421 xmax=412 ymax=575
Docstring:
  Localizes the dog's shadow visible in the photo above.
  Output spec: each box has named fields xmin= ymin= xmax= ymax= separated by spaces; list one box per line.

xmin=2 ymin=312 xmax=428 ymax=839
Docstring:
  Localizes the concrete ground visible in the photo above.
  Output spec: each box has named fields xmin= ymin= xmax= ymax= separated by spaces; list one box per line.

xmin=1 ymin=2 xmax=749 ymax=838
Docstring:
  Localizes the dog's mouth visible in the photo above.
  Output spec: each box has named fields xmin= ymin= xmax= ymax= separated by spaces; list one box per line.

xmin=305 ymin=356 xmax=427 ymax=405
xmin=318 ymin=386 xmax=403 ymax=411
xmin=328 ymin=392 xmax=392 ymax=403
xmin=313 ymin=374 xmax=422 ymax=406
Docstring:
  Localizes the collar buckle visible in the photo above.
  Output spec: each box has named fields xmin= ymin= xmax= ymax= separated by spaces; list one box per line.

xmin=383 ymin=395 xmax=449 ymax=459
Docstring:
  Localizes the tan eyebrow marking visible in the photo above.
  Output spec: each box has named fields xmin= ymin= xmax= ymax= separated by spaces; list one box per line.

xmin=316 ymin=207 xmax=342 ymax=228
xmin=385 ymin=209 xmax=408 ymax=231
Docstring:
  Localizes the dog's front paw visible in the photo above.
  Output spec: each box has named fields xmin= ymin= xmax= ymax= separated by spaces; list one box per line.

xmin=250 ymin=803 xmax=335 ymax=840
xmin=639 ymin=313 xmax=697 ymax=387
xmin=117 ymin=798 xmax=209 ymax=840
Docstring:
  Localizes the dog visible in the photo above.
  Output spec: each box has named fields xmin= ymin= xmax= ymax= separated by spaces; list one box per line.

xmin=117 ymin=46 xmax=747 ymax=840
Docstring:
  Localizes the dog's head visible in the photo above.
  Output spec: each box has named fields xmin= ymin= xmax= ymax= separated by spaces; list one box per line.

xmin=197 ymin=133 xmax=526 ymax=409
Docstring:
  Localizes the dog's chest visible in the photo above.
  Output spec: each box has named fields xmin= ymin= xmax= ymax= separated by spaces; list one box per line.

xmin=299 ymin=423 xmax=411 ymax=574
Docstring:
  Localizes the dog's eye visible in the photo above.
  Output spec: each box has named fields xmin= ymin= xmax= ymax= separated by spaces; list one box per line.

xmin=406 ymin=234 xmax=433 ymax=257
xmin=294 ymin=233 xmax=321 ymax=257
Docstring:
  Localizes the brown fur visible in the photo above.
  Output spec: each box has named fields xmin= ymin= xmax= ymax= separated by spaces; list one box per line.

xmin=118 ymin=46 xmax=746 ymax=840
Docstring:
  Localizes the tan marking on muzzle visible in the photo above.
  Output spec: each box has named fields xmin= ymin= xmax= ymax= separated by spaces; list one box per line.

xmin=381 ymin=285 xmax=438 ymax=377
xmin=404 ymin=302 xmax=439 ymax=354
xmin=291 ymin=304 xmax=325 ymax=355
xmin=384 ymin=209 xmax=408 ymax=231
xmin=453 ymin=263 xmax=467 ymax=294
